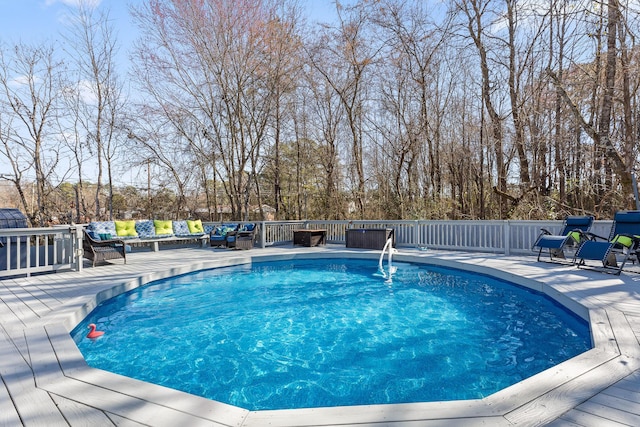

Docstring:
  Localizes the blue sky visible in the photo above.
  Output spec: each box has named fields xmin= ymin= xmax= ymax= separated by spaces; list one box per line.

xmin=0 ymin=0 xmax=340 ymax=49
xmin=0 ymin=0 xmax=139 ymax=44
xmin=0 ymin=0 xmax=343 ymax=185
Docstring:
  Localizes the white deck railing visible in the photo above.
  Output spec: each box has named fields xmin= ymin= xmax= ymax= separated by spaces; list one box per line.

xmin=255 ymin=219 xmax=613 ymax=255
xmin=0 ymin=225 xmax=83 ymax=278
xmin=0 ymin=220 xmax=613 ymax=278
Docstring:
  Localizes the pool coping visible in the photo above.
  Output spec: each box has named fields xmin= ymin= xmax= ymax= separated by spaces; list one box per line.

xmin=29 ymin=249 xmax=640 ymax=426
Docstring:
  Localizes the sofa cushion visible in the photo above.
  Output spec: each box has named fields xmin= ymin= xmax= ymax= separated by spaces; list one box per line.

xmin=135 ymin=220 xmax=156 ymax=238
xmin=154 ymin=219 xmax=173 ymax=237
xmin=187 ymin=219 xmax=205 ymax=234
xmin=115 ymin=220 xmax=138 ymax=237
xmin=240 ymin=223 xmax=255 ymax=232
xmin=88 ymin=221 xmax=116 ymax=237
xmin=172 ymin=220 xmax=191 ymax=236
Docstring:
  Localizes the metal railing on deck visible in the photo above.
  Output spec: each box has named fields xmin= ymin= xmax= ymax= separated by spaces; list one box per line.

xmin=0 ymin=220 xmax=615 ymax=278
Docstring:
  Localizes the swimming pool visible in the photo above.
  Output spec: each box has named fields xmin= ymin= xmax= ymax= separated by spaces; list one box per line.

xmin=71 ymin=258 xmax=591 ymax=411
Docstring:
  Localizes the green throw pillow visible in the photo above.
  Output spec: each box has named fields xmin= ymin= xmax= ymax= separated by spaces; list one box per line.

xmin=187 ymin=219 xmax=204 ymax=234
xmin=154 ymin=219 xmax=173 ymax=235
xmin=115 ymin=220 xmax=138 ymax=237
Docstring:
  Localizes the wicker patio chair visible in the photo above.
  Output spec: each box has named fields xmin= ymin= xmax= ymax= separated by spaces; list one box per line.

xmin=83 ymin=229 xmax=127 ymax=267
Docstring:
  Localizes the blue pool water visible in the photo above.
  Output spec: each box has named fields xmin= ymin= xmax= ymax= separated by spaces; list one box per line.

xmin=71 ymin=259 xmax=591 ymax=411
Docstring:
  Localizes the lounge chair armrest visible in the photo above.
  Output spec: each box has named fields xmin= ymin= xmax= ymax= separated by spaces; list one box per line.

xmin=539 ymin=228 xmax=552 ymax=235
xmin=582 ymin=231 xmax=606 ymax=241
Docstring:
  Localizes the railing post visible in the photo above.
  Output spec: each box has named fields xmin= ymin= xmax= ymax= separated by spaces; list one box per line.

xmin=73 ymin=225 xmax=84 ymax=272
xmin=259 ymin=221 xmax=266 ymax=248
xmin=503 ymin=220 xmax=511 ymax=255
xmin=413 ymin=220 xmax=419 ymax=248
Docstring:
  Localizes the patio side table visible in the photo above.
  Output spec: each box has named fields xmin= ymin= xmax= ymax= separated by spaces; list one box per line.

xmin=293 ymin=229 xmax=327 ymax=247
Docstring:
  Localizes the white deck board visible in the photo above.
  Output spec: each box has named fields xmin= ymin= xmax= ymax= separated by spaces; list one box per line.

xmin=2 ymin=279 xmax=55 ymax=319
xmin=612 ymin=371 xmax=640 ymax=392
xmin=0 ymin=375 xmax=23 ymax=426
xmin=241 ymin=401 xmax=509 ymax=427
xmin=575 ymin=400 xmax=640 ymax=425
xmin=549 ymin=410 xmax=629 ymax=427
xmin=243 ymin=415 xmax=511 ymax=427
xmin=623 ymin=314 xmax=640 ymax=340
xmin=504 ymin=356 xmax=636 ymax=426
xmin=0 ymin=328 xmax=68 ymax=426
xmin=46 ymin=376 xmax=228 ymax=427
xmin=4 ymin=247 xmax=640 ymax=426
xmin=25 ymin=326 xmax=66 ymax=387
xmin=50 ymin=392 xmax=116 ymax=426
xmin=588 ymin=392 xmax=640 ymax=416
xmin=0 ymin=280 xmax=38 ymax=327
xmin=104 ymin=412 xmax=149 ymax=426
xmin=66 ymin=367 xmax=249 ymax=426
xmin=607 ymin=309 xmax=640 ymax=358
xmin=45 ymin=324 xmax=89 ymax=374
xmin=602 ymin=384 xmax=640 ymax=403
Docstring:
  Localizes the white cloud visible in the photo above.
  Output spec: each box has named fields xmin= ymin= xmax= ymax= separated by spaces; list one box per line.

xmin=8 ymin=75 xmax=41 ymax=88
xmin=44 ymin=0 xmax=102 ymax=8
xmin=77 ymin=79 xmax=98 ymax=105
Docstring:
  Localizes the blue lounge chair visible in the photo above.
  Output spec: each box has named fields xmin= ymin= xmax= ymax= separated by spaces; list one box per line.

xmin=574 ymin=211 xmax=640 ymax=274
xmin=532 ymin=215 xmax=594 ymax=263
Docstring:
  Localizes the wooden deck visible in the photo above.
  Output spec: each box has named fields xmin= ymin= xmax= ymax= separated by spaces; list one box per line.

xmin=2 ymin=245 xmax=640 ymax=426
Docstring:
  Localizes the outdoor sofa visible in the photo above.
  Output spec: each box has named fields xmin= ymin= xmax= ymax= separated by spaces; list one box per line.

xmin=85 ymin=219 xmax=210 ymax=253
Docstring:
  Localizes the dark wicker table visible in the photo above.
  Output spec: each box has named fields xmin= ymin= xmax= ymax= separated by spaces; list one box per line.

xmin=293 ymin=229 xmax=327 ymax=247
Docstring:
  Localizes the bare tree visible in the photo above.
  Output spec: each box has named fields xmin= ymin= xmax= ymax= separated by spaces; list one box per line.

xmin=130 ymin=0 xmax=301 ymax=220
xmin=372 ymin=0 xmax=452 ymax=218
xmin=547 ymin=0 xmax=637 ymax=214
xmin=302 ymin=62 xmax=346 ymax=219
xmin=63 ymin=0 xmax=124 ymax=220
xmin=307 ymin=1 xmax=381 ymax=218
xmin=59 ymin=79 xmax=90 ymax=222
xmin=0 ymin=42 xmax=64 ymax=225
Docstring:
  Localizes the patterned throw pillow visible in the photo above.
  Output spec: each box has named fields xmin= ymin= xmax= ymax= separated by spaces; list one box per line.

xmin=172 ymin=220 xmax=190 ymax=236
xmin=135 ymin=220 xmax=156 ymax=238
xmin=89 ymin=221 xmax=117 ymax=236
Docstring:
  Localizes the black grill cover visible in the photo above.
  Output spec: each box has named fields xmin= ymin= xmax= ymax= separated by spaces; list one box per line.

xmin=0 ymin=208 xmax=28 ymax=246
